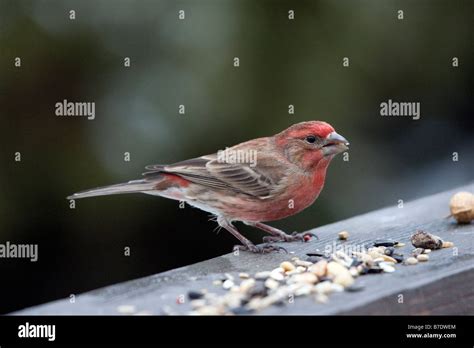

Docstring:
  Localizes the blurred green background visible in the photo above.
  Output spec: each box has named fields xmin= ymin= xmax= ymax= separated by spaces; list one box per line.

xmin=0 ymin=0 xmax=472 ymax=313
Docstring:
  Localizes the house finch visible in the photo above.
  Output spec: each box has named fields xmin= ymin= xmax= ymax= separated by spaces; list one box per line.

xmin=68 ymin=121 xmax=349 ymax=253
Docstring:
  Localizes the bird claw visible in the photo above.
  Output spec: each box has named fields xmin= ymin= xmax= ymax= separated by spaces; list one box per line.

xmin=293 ymin=231 xmax=319 ymax=241
xmin=263 ymin=232 xmax=318 ymax=243
xmin=263 ymin=235 xmax=286 ymax=243
xmin=233 ymin=244 xmax=287 ymax=254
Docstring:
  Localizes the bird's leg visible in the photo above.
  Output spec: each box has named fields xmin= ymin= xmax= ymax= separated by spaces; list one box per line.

xmin=246 ymin=222 xmax=317 ymax=243
xmin=218 ymin=218 xmax=286 ymax=253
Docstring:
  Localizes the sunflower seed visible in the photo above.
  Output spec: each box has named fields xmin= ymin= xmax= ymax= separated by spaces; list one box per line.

xmin=280 ymin=261 xmax=295 ymax=272
xmin=379 ymin=262 xmax=395 ymax=273
xmin=335 ymin=251 xmax=354 ymax=265
xmin=442 ymin=241 xmax=454 ymax=248
xmin=380 ymin=255 xmax=398 ymax=264
xmin=270 ymin=271 xmax=285 ymax=281
xmin=290 ymin=273 xmax=318 ymax=285
xmin=239 ymin=278 xmax=256 ymax=293
xmin=353 ymin=251 xmax=372 ymax=263
xmin=327 ymin=261 xmax=347 ymax=276
xmin=230 ymin=285 xmax=241 ymax=292
xmin=369 ymin=250 xmax=383 ymax=260
xmin=222 ymin=279 xmax=234 ymax=290
xmin=225 ymin=293 xmax=243 ymax=308
xmin=295 ymin=260 xmax=313 ymax=267
xmin=412 ymin=248 xmax=424 ymax=257
xmin=338 ymin=231 xmax=349 ymax=240
xmin=314 ymin=281 xmax=333 ymax=294
xmin=308 ymin=259 xmax=328 ymax=277
xmin=373 ymin=240 xmax=398 ymax=247
xmin=417 ymin=254 xmax=429 ymax=262
xmin=333 ymin=272 xmax=354 ymax=287
xmin=327 ymin=262 xmax=354 ymax=287
xmin=265 ymin=278 xmax=280 ymax=290
xmin=306 ymin=252 xmax=325 ymax=257
xmin=187 ymin=291 xmax=204 ymax=300
xmin=224 ymin=273 xmax=234 ymax=281
xmin=405 ymin=257 xmax=418 ymax=265
xmin=286 ymin=270 xmax=299 ymax=276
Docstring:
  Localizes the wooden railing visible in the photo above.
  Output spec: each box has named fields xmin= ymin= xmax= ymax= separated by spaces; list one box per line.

xmin=13 ymin=183 xmax=474 ymax=315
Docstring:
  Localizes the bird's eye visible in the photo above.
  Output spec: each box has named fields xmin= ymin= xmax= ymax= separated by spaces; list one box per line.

xmin=305 ymin=135 xmax=317 ymax=144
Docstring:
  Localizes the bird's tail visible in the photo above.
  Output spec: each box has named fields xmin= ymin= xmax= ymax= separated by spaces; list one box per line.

xmin=66 ymin=179 xmax=157 ymax=200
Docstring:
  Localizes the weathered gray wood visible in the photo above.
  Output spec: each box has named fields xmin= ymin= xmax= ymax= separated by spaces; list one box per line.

xmin=13 ymin=183 xmax=474 ymax=315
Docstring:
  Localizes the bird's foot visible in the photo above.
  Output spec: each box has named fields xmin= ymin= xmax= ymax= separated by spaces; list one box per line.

xmin=233 ymin=244 xmax=287 ymax=254
xmin=263 ymin=232 xmax=317 ymax=243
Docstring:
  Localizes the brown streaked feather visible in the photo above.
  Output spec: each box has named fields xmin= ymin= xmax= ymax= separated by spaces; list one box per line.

xmin=142 ymin=139 xmax=290 ymax=199
xmin=143 ymin=154 xmax=234 ymax=192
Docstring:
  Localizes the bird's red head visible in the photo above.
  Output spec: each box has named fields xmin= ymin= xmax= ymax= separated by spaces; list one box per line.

xmin=279 ymin=121 xmax=335 ymax=140
xmin=275 ymin=121 xmax=349 ymax=170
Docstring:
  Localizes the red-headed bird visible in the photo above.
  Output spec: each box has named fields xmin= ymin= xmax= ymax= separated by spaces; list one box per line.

xmin=68 ymin=121 xmax=349 ymax=253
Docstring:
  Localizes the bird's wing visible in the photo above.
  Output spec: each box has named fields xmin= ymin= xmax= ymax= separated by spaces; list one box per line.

xmin=143 ymin=151 xmax=289 ymax=199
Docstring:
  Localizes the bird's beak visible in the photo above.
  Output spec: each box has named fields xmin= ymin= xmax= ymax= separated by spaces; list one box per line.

xmin=322 ymin=131 xmax=349 ymax=156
